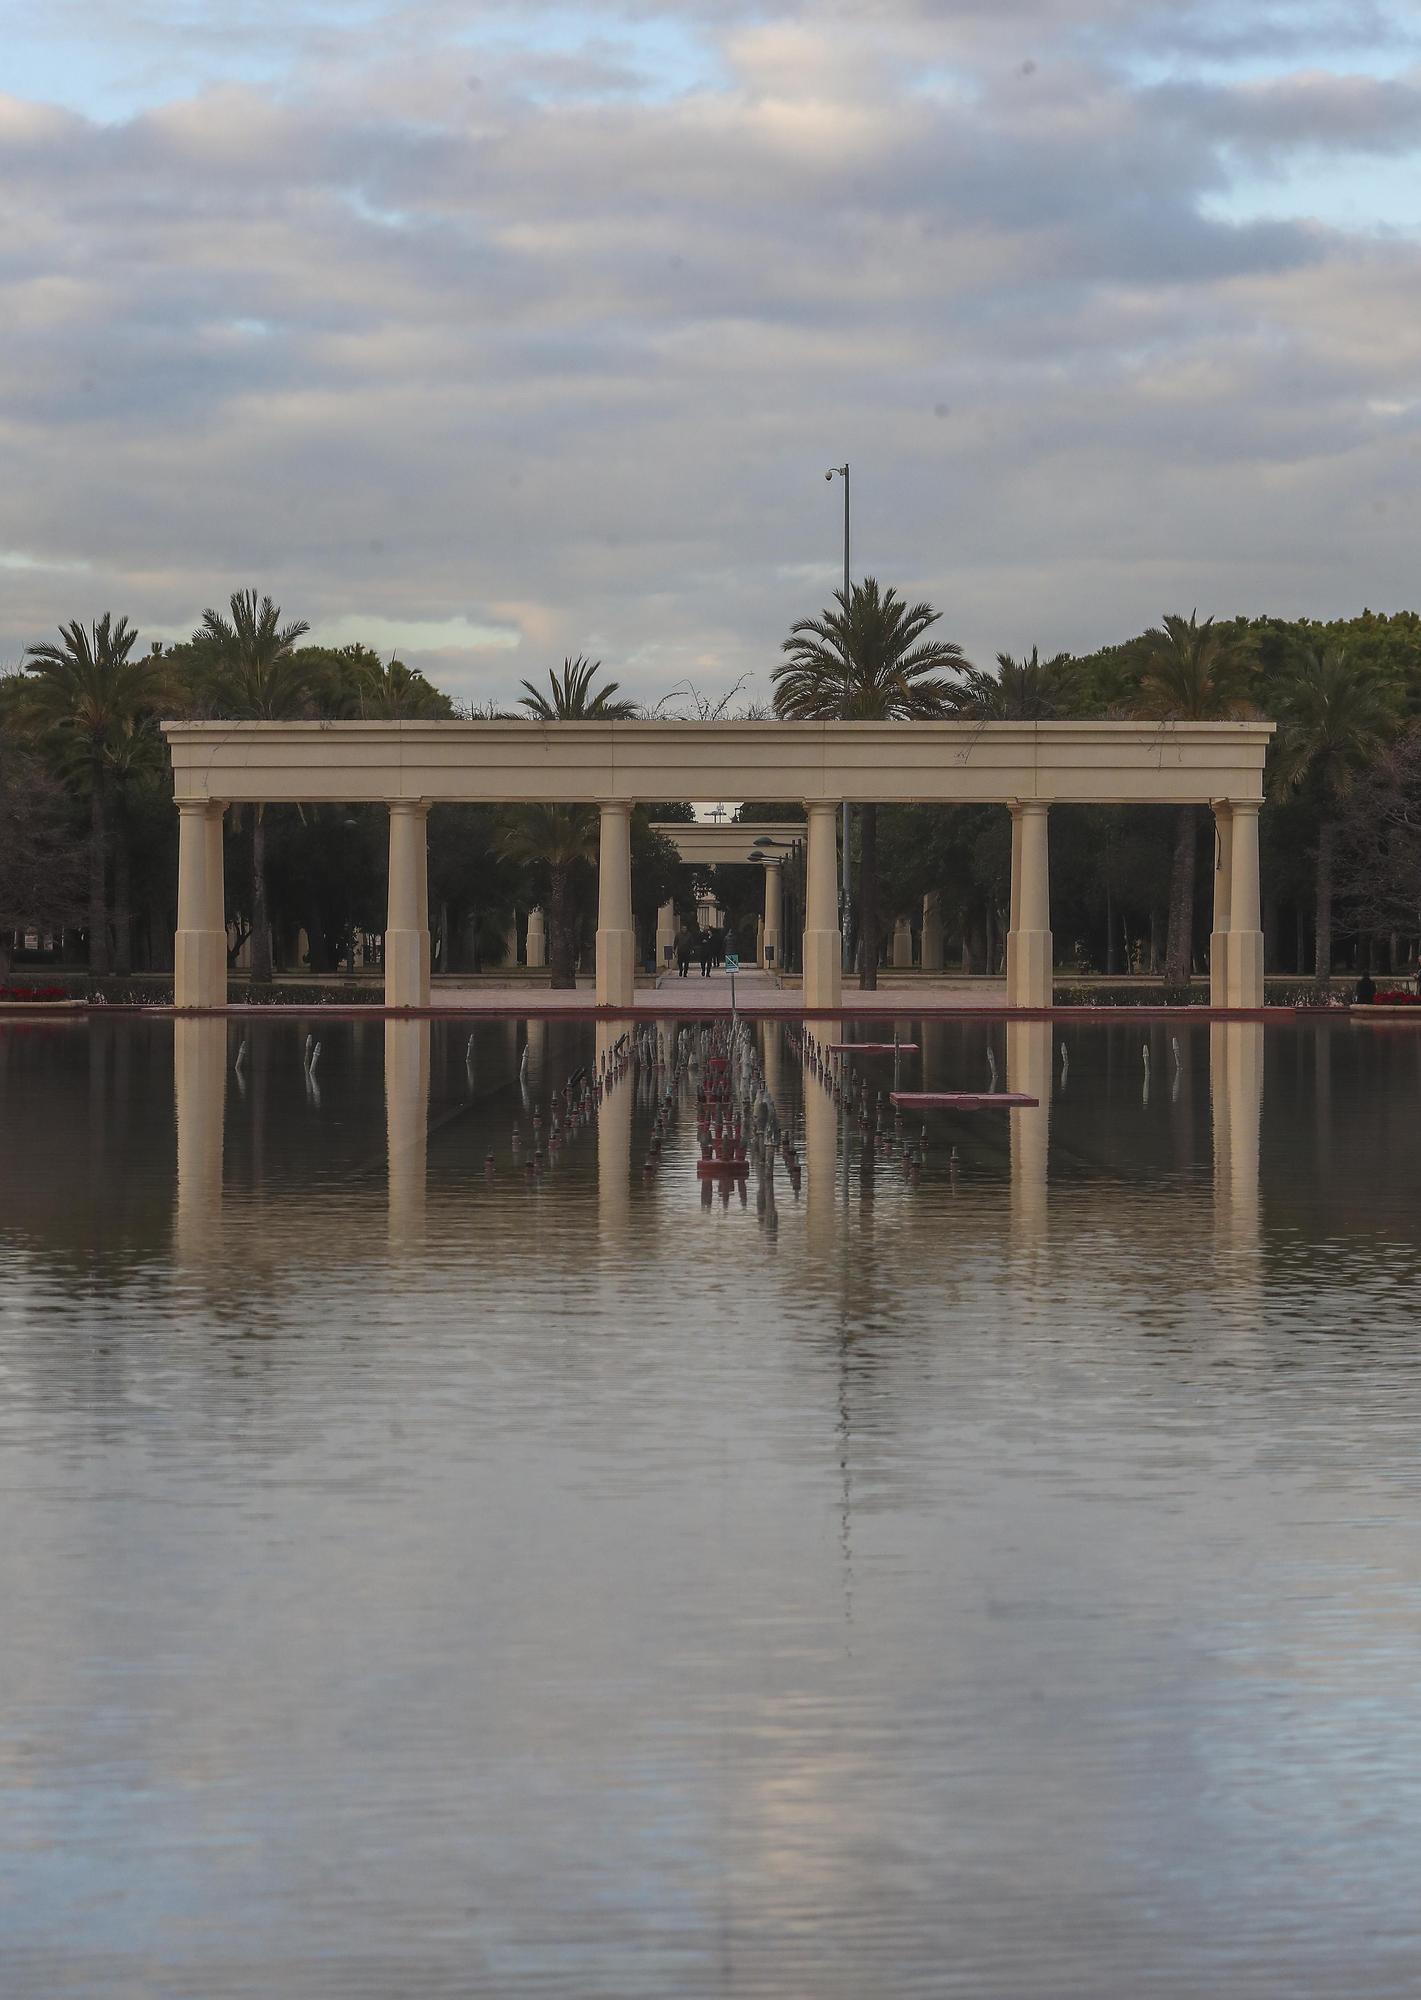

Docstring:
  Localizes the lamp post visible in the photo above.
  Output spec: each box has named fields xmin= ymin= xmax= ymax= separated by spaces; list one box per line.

xmin=826 ymin=464 xmax=852 ymax=973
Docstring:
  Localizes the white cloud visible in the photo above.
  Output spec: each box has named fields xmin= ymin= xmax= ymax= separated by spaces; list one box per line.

xmin=1 ymin=2 xmax=1419 ymax=701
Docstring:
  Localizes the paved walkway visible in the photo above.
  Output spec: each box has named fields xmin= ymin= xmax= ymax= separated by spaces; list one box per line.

xmin=432 ymin=970 xmax=1009 ymax=1014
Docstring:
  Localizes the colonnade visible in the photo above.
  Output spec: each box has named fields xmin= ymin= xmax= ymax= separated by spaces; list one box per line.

xmin=172 ymin=791 xmax=1266 ymax=1012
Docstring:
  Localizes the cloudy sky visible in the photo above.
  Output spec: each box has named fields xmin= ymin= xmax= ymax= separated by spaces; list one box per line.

xmin=2 ymin=0 xmax=1419 ymax=707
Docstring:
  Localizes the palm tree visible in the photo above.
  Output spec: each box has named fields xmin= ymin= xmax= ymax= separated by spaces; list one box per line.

xmin=22 ymin=614 xmax=171 ymax=974
xmin=499 ymin=804 xmax=597 ymax=988
xmin=355 ymin=652 xmax=452 ymax=720
xmin=194 ymin=590 xmax=311 ymax=983
xmin=1274 ymin=645 xmax=1396 ymax=988
xmin=772 ymin=577 xmax=969 ymax=988
xmin=517 ymin=656 xmax=638 ymax=721
xmin=950 ymin=646 xmax=1073 ymax=720
xmin=1132 ymin=612 xmax=1255 ymax=988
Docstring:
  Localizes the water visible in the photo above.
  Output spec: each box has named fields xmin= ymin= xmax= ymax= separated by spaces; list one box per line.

xmin=2 ymin=1014 xmax=1420 ymax=1997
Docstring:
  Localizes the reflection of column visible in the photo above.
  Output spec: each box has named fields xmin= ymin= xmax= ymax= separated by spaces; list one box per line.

xmin=1006 ymin=802 xmax=1051 ymax=1008
xmin=761 ymin=860 xmax=782 ymax=971
xmin=803 ymin=1050 xmax=839 ymax=1263
xmin=596 ymin=1023 xmax=632 ymax=1245
xmin=1007 ymin=1020 xmax=1051 ymax=1246
xmin=524 ymin=1016 xmax=545 ymax=1087
xmin=595 ymin=804 xmax=635 ymax=1009
xmin=1211 ymin=1020 xmax=1262 ymax=1250
xmin=1209 ymin=803 xmax=1233 ymax=1009
xmin=802 ymin=803 xmax=842 ymax=1009
xmin=891 ymin=916 xmax=913 ymax=967
xmin=385 ymin=803 xmax=431 ymax=1007
xmin=175 ymin=800 xmax=227 ymax=1008
xmin=1225 ymin=802 xmax=1264 ymax=1009
xmin=761 ymin=1019 xmax=784 ymax=1113
xmin=173 ymin=1017 xmax=227 ymax=1259
xmin=386 ymin=1019 xmax=430 ymax=1245
xmin=921 ymin=891 xmax=944 ymax=972
xmin=526 ymin=907 xmax=547 ymax=968
xmin=656 ymin=900 xmax=677 ymax=970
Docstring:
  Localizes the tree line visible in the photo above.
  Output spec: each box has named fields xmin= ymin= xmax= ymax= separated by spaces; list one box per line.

xmin=3 ymin=583 xmax=1420 ymax=993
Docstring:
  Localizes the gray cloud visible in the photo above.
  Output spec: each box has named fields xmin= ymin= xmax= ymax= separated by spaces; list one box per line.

xmin=1 ymin=1 xmax=1420 ymax=704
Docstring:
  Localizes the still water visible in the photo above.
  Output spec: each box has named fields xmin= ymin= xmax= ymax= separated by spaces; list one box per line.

xmin=2 ymin=1013 xmax=1420 ymax=1997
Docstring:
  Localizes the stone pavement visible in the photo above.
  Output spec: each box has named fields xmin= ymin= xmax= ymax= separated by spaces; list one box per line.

xmin=431 ymin=969 xmax=1009 ymax=1014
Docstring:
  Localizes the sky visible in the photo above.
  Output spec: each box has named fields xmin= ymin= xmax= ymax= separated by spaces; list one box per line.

xmin=2 ymin=0 xmax=1420 ymax=708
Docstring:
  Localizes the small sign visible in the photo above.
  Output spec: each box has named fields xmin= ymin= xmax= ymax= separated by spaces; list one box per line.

xmin=725 ymin=953 xmax=740 ymax=973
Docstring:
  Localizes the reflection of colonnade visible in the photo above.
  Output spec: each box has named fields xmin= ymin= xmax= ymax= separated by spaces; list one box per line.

xmin=173 ymin=1018 xmax=227 ymax=1262
xmin=166 ymin=719 xmax=1273 ymax=1014
xmin=386 ymin=1020 xmax=430 ymax=1246
xmin=1211 ymin=1021 xmax=1263 ymax=1253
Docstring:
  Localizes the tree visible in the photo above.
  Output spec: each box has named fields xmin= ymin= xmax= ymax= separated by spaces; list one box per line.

xmin=1273 ymin=645 xmax=1396 ymax=985
xmin=1132 ymin=612 xmax=1256 ymax=987
xmin=21 ymin=614 xmax=172 ymax=974
xmin=772 ymin=577 xmax=969 ymax=987
xmin=1334 ymin=727 xmax=1421 ymax=946
xmin=193 ymin=591 xmax=311 ymax=983
xmin=0 ymin=727 xmax=87 ymax=978
xmin=517 ymin=656 xmax=638 ymax=721
xmin=499 ymin=805 xmax=597 ymax=988
xmin=950 ymin=646 xmax=1073 ymax=720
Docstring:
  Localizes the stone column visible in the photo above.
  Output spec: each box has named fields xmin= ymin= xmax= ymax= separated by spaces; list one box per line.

xmin=920 ymin=890 xmax=944 ymax=972
xmin=891 ymin=915 xmax=914 ymax=967
xmin=802 ymin=801 xmax=843 ymax=1010
xmin=762 ymin=860 xmax=783 ymax=970
xmin=525 ymin=906 xmax=547 ymax=968
xmin=1225 ymin=801 xmax=1264 ymax=1009
xmin=1006 ymin=801 xmax=1052 ymax=1008
xmin=595 ymin=802 xmax=636 ymax=1009
xmin=656 ymin=900 xmax=677 ymax=971
xmin=504 ymin=912 xmax=520 ymax=968
xmin=174 ymin=800 xmax=227 ymax=1009
xmin=384 ymin=802 xmax=431 ymax=1008
xmin=755 ymin=914 xmax=765 ymax=964
xmin=1210 ymin=803 xmax=1233 ymax=1009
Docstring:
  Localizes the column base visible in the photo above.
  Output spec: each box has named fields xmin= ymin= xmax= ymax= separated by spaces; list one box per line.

xmin=802 ymin=928 xmax=842 ymax=1010
xmin=595 ymin=927 xmax=636 ymax=1009
xmin=1209 ymin=930 xmax=1231 ymax=1009
xmin=1006 ymin=929 xmax=1053 ymax=1008
xmin=174 ymin=929 xmax=227 ymax=1009
xmin=1225 ymin=930 xmax=1263 ymax=1010
xmin=384 ymin=928 xmax=431 ymax=1008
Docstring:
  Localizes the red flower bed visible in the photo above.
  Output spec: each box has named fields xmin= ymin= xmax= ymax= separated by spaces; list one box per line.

xmin=0 ymin=984 xmax=71 ymax=1002
xmin=1372 ymin=990 xmax=1421 ymax=1006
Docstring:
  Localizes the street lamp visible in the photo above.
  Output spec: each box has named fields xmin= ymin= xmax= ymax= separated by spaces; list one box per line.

xmin=825 ymin=464 xmax=852 ymax=973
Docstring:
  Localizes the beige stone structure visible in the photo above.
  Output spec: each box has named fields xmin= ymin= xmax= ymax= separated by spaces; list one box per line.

xmin=163 ymin=718 xmax=1273 ymax=1011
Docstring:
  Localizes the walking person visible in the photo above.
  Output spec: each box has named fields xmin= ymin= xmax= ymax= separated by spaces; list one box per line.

xmin=699 ymin=931 xmax=714 ymax=978
xmin=676 ymin=926 xmax=694 ymax=979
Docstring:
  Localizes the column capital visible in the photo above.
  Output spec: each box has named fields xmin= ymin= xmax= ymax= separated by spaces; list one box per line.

xmin=1008 ymin=797 xmax=1049 ymax=816
xmin=1226 ymin=798 xmax=1261 ymax=818
xmin=386 ymin=797 xmax=429 ymax=816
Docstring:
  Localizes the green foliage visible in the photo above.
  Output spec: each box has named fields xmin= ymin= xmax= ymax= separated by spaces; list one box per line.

xmin=517 ymin=655 xmax=637 ymax=721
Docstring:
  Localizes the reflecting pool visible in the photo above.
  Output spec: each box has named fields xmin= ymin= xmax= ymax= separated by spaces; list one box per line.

xmin=3 ymin=1014 xmax=1421 ymax=1997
